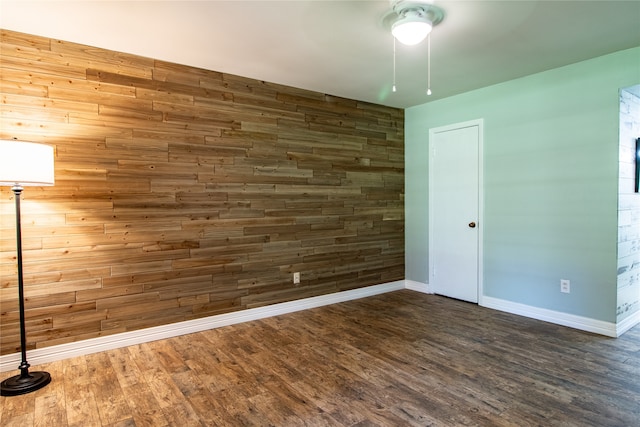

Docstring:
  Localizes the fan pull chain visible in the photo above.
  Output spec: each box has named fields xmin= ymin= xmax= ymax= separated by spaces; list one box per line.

xmin=426 ymin=33 xmax=432 ymax=95
xmin=392 ymin=37 xmax=397 ymax=93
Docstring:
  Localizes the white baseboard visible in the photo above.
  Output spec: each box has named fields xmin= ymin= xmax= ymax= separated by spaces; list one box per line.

xmin=481 ymin=296 xmax=618 ymax=337
xmin=5 ymin=281 xmax=635 ymax=372
xmin=404 ymin=279 xmax=431 ymax=294
xmin=616 ymin=310 xmax=640 ymax=336
xmin=405 ymin=285 xmax=624 ymax=337
xmin=1 ymin=280 xmax=405 ymax=373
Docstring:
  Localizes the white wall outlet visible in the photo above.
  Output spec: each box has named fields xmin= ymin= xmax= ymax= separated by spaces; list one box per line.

xmin=560 ymin=279 xmax=570 ymax=293
xmin=293 ymin=272 xmax=300 ymax=284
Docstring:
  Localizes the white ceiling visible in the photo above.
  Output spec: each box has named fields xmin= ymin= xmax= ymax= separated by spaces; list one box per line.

xmin=1 ymin=0 xmax=639 ymax=108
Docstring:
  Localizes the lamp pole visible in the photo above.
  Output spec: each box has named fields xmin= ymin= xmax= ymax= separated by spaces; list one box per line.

xmin=0 ymin=186 xmax=51 ymax=396
xmin=0 ymin=140 xmax=55 ymax=397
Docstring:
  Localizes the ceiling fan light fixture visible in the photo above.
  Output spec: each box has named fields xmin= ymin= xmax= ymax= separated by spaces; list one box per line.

xmin=383 ymin=1 xmax=445 ymax=96
xmin=391 ymin=12 xmax=432 ymax=46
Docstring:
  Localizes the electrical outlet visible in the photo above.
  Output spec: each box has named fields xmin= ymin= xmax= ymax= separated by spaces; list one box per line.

xmin=293 ymin=272 xmax=300 ymax=284
xmin=560 ymin=279 xmax=570 ymax=293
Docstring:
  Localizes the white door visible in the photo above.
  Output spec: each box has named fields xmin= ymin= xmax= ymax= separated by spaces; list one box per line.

xmin=429 ymin=120 xmax=482 ymax=303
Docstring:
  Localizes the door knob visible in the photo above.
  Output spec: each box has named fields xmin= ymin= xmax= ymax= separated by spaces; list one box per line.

xmin=468 ymin=222 xmax=476 ymax=228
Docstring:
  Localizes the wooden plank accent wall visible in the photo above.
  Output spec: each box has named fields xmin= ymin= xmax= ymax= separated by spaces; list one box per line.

xmin=0 ymin=30 xmax=404 ymax=355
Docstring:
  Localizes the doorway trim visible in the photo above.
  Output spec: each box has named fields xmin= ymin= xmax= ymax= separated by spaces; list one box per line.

xmin=428 ymin=118 xmax=484 ymax=304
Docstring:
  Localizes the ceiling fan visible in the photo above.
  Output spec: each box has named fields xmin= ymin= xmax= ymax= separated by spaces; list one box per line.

xmin=382 ymin=0 xmax=446 ymax=95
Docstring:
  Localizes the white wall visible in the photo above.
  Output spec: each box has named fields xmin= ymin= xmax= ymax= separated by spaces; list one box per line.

xmin=617 ymin=86 xmax=640 ymax=323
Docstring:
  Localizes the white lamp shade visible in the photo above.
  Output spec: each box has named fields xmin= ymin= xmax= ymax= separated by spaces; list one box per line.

xmin=392 ymin=16 xmax=432 ymax=46
xmin=0 ymin=140 xmax=55 ymax=186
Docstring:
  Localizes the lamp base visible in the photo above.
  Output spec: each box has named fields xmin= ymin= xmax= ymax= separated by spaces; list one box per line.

xmin=1 ymin=370 xmax=51 ymax=396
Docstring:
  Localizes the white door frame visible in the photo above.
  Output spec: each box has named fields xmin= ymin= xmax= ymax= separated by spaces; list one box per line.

xmin=428 ymin=119 xmax=484 ymax=304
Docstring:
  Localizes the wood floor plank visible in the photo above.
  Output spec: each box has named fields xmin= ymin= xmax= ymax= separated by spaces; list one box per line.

xmin=125 ymin=382 xmax=170 ymax=427
xmin=31 ymin=361 xmax=66 ymax=427
xmin=0 ymin=379 xmax=37 ymax=425
xmin=1 ymin=290 xmax=639 ymax=426
xmin=62 ymin=357 xmax=102 ymax=427
xmin=84 ymin=352 xmax=132 ymax=426
xmin=107 ymin=348 xmax=144 ymax=389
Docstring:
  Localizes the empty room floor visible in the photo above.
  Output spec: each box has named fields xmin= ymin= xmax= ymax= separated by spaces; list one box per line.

xmin=1 ymin=290 xmax=639 ymax=426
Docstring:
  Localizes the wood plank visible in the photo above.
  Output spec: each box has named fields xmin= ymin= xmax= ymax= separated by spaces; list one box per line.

xmin=0 ymin=28 xmax=403 ymax=354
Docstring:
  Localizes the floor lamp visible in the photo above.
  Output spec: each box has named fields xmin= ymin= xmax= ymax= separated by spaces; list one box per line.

xmin=0 ymin=140 xmax=55 ymax=396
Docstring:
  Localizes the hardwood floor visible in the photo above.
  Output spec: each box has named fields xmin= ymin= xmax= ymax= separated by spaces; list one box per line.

xmin=1 ymin=290 xmax=639 ymax=426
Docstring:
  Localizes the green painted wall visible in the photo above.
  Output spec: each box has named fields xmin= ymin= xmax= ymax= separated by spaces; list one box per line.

xmin=406 ymin=47 xmax=640 ymax=323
